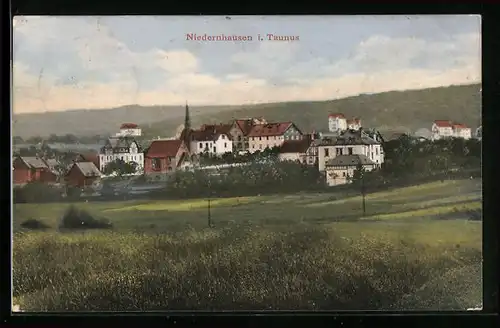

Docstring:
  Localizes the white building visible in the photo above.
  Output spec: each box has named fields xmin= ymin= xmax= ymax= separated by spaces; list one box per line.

xmin=328 ymin=113 xmax=362 ymax=133
xmin=317 ymin=129 xmax=384 ymax=172
xmin=325 ymin=154 xmax=377 ymax=186
xmin=98 ymin=136 xmax=144 ymax=174
xmin=189 ymin=124 xmax=233 ymax=156
xmin=115 ymin=123 xmax=142 ymax=137
xmin=328 ymin=113 xmax=347 ymax=133
xmin=431 ymin=120 xmax=472 ymax=140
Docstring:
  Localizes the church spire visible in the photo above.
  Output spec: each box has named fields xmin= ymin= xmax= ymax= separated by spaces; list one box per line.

xmin=184 ymin=101 xmax=191 ymax=131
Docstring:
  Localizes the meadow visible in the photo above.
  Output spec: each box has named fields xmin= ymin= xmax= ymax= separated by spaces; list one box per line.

xmin=12 ymin=179 xmax=482 ymax=311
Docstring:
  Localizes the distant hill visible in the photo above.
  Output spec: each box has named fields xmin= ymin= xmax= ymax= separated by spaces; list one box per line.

xmin=13 ymin=84 xmax=481 ymax=139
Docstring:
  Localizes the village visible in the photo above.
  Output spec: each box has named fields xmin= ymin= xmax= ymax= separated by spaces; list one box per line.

xmin=12 ymin=103 xmax=480 ymax=199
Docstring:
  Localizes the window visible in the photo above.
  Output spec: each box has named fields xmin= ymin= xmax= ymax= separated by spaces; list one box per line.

xmin=253 ymin=145 xmax=255 ymax=148
xmin=348 ymin=147 xmax=353 ymax=155
xmin=266 ymin=136 xmax=269 ymax=140
xmin=213 ymin=147 xmax=216 ymax=153
xmin=205 ymin=143 xmax=208 ymax=148
xmin=222 ymin=135 xmax=225 ymax=139
xmin=342 ymin=172 xmax=346 ymax=177
xmin=167 ymin=166 xmax=173 ymax=171
xmin=121 ymin=156 xmax=124 ymax=160
xmin=259 ymin=137 xmax=262 ymax=141
xmin=152 ymin=158 xmax=161 ymax=171
xmin=199 ymin=142 xmax=203 ymax=148
xmin=259 ymin=145 xmax=262 ymax=150
xmin=238 ymin=136 xmax=242 ymax=141
xmin=375 ymin=147 xmax=379 ymax=155
xmin=324 ymin=148 xmax=329 ymax=157
xmin=224 ymin=143 xmax=227 ymax=148
xmin=371 ymin=152 xmax=374 ymax=159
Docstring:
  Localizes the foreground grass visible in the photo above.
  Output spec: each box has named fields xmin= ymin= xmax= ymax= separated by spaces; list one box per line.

xmin=13 ymin=220 xmax=481 ymax=311
xmin=12 ymin=179 xmax=482 ymax=311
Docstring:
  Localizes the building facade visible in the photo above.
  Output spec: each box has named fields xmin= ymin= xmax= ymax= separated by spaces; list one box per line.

xmin=247 ymin=122 xmax=303 ymax=153
xmin=317 ymin=130 xmax=384 ymax=172
xmin=65 ymin=162 xmax=101 ymax=188
xmin=144 ymin=139 xmax=189 ymax=180
xmin=98 ymin=136 xmax=144 ymax=174
xmin=189 ymin=124 xmax=233 ymax=156
xmin=431 ymin=120 xmax=472 ymax=140
xmin=328 ymin=113 xmax=347 ymax=133
xmin=12 ymin=156 xmax=58 ymax=185
xmin=325 ymin=154 xmax=377 ymax=186
xmin=115 ymin=123 xmax=142 ymax=137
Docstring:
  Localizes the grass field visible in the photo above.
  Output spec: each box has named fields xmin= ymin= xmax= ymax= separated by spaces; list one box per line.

xmin=12 ymin=179 xmax=482 ymax=311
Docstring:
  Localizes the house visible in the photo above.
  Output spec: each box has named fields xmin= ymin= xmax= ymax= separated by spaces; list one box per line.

xmin=278 ymin=138 xmax=314 ymax=163
xmin=431 ymin=120 xmax=471 ymax=140
xmin=65 ymin=162 xmax=101 ymax=188
xmin=247 ymin=122 xmax=303 ymax=153
xmin=452 ymin=123 xmax=472 ymax=140
xmin=12 ymin=156 xmax=58 ymax=185
xmin=189 ymin=124 xmax=233 ymax=156
xmin=328 ymin=113 xmax=347 ymax=133
xmin=325 ymin=154 xmax=377 ymax=186
xmin=144 ymin=139 xmax=189 ymax=180
xmin=98 ymin=136 xmax=144 ymax=174
xmin=317 ymin=129 xmax=384 ymax=172
xmin=115 ymin=123 xmax=142 ymax=137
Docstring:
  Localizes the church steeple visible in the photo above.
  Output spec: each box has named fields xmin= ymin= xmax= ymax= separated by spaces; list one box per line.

xmin=184 ymin=101 xmax=191 ymax=131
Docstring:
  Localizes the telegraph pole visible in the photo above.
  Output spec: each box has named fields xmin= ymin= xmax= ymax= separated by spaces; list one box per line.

xmin=207 ymin=178 xmax=212 ymax=228
xmin=361 ymin=171 xmax=366 ymax=216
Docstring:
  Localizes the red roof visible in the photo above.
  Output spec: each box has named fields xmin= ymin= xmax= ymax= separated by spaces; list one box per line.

xmin=146 ymin=140 xmax=183 ymax=158
xmin=279 ymin=139 xmax=313 ymax=154
xmin=247 ymin=122 xmax=293 ymax=137
xmin=120 ymin=123 xmax=139 ymax=129
xmin=452 ymin=123 xmax=468 ymax=129
xmin=328 ymin=113 xmax=346 ymax=118
xmin=434 ymin=120 xmax=453 ymax=128
xmin=234 ymin=119 xmax=255 ymax=135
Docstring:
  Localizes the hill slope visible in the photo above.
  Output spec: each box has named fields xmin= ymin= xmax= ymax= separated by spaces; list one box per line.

xmin=13 ymin=84 xmax=481 ymax=139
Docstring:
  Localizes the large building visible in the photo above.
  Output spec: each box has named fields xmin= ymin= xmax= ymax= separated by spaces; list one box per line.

xmin=189 ymin=124 xmax=233 ymax=156
xmin=115 ymin=123 xmax=142 ymax=137
xmin=325 ymin=154 xmax=377 ymax=186
xmin=229 ymin=117 xmax=267 ymax=152
xmin=98 ymin=136 xmax=144 ymax=174
xmin=328 ymin=113 xmax=362 ymax=133
xmin=317 ymin=129 xmax=384 ymax=172
xmin=247 ymin=122 xmax=303 ymax=153
xmin=431 ymin=120 xmax=472 ymax=140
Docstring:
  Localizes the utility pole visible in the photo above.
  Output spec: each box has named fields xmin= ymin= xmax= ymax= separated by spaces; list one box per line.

xmin=361 ymin=171 xmax=366 ymax=216
xmin=207 ymin=178 xmax=212 ymax=228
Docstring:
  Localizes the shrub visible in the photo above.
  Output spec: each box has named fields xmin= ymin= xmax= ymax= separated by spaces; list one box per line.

xmin=20 ymin=219 xmax=50 ymax=230
xmin=59 ymin=205 xmax=113 ymax=230
xmin=465 ymin=209 xmax=482 ymax=221
xmin=13 ymin=182 xmax=62 ymax=203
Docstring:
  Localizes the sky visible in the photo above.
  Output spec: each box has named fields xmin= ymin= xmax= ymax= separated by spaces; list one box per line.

xmin=12 ymin=15 xmax=481 ymax=114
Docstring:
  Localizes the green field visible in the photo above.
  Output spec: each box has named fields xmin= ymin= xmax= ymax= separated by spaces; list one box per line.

xmin=13 ymin=179 xmax=482 ymax=311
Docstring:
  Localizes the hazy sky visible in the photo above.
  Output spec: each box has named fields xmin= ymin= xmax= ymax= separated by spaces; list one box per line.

xmin=12 ymin=15 xmax=481 ymax=114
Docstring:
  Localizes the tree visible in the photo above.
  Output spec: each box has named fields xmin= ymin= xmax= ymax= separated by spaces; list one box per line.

xmin=103 ymin=159 xmax=137 ymax=177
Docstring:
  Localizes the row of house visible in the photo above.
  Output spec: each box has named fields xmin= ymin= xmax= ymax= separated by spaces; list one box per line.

xmin=13 ymin=104 xmax=478 ymax=188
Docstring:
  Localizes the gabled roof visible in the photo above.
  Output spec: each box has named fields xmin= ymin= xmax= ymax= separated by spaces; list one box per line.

xmin=434 ymin=120 xmax=453 ymax=128
xmin=452 ymin=123 xmax=469 ymax=129
xmin=279 ymin=139 xmax=313 ymax=154
xmin=72 ymin=162 xmax=101 ymax=177
xmin=102 ymin=137 xmax=139 ymax=151
xmin=146 ymin=139 xmax=183 ymax=158
xmin=328 ymin=113 xmax=346 ymax=119
xmin=347 ymin=118 xmax=361 ymax=124
xmin=234 ymin=119 xmax=255 ymax=135
xmin=247 ymin=122 xmax=294 ymax=137
xmin=190 ymin=124 xmax=232 ymax=141
xmin=17 ymin=156 xmax=48 ymax=169
xmin=326 ymin=154 xmax=375 ymax=167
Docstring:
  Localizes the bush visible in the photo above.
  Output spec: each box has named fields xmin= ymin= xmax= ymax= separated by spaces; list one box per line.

xmin=20 ymin=219 xmax=50 ymax=230
xmin=465 ymin=209 xmax=482 ymax=221
xmin=59 ymin=205 xmax=113 ymax=230
xmin=13 ymin=182 xmax=62 ymax=203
